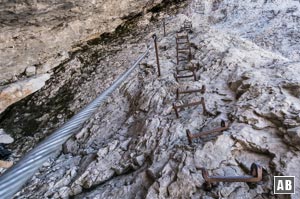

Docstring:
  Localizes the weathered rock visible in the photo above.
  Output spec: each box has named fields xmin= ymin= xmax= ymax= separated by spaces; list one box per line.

xmin=0 ymin=129 xmax=14 ymax=144
xmin=25 ymin=66 xmax=36 ymax=77
xmin=0 ymin=74 xmax=50 ymax=114
xmin=2 ymin=1 xmax=300 ymax=199
xmin=0 ymin=0 xmax=163 ymax=84
xmin=287 ymin=127 xmax=300 ymax=144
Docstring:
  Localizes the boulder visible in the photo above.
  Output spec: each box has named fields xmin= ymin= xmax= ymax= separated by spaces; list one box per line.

xmin=0 ymin=129 xmax=14 ymax=144
xmin=25 ymin=66 xmax=36 ymax=77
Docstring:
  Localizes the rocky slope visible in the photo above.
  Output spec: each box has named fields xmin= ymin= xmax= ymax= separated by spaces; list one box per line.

xmin=1 ymin=0 xmax=300 ymax=198
xmin=0 ymin=0 xmax=167 ymax=114
xmin=0 ymin=0 xmax=166 ymax=84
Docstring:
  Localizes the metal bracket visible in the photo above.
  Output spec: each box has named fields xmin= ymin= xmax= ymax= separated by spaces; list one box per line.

xmin=176 ymin=85 xmax=206 ymax=100
xmin=201 ymin=163 xmax=263 ymax=190
xmin=173 ymin=97 xmax=207 ymax=118
xmin=176 ymin=62 xmax=200 ymax=74
xmin=176 ymin=33 xmax=191 ymax=64
xmin=174 ymin=70 xmax=197 ymax=82
xmin=186 ymin=120 xmax=228 ymax=144
xmin=152 ymin=34 xmax=161 ymax=77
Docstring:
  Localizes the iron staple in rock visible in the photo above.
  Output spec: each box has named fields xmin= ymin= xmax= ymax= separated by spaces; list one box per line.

xmin=186 ymin=120 xmax=228 ymax=144
xmin=201 ymin=163 xmax=263 ymax=190
xmin=173 ymin=97 xmax=207 ymax=118
xmin=176 ymin=85 xmax=206 ymax=100
xmin=173 ymin=70 xmax=197 ymax=82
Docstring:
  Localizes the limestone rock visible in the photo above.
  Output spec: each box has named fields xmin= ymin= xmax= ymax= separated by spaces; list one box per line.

xmin=287 ymin=127 xmax=300 ymax=144
xmin=0 ymin=129 xmax=14 ymax=144
xmin=25 ymin=66 xmax=36 ymax=77
xmin=0 ymin=0 xmax=164 ymax=84
xmin=2 ymin=1 xmax=300 ymax=199
xmin=0 ymin=74 xmax=50 ymax=114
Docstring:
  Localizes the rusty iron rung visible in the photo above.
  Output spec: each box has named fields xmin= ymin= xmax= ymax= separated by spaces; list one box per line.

xmin=174 ymin=100 xmax=203 ymax=109
xmin=177 ymin=49 xmax=190 ymax=53
xmin=176 ymin=42 xmax=189 ymax=45
xmin=176 ymin=68 xmax=194 ymax=74
xmin=176 ymin=39 xmax=189 ymax=42
xmin=201 ymin=97 xmax=208 ymax=116
xmin=177 ymin=46 xmax=190 ymax=50
xmin=176 ymin=40 xmax=189 ymax=44
xmin=177 ymin=74 xmax=193 ymax=78
xmin=201 ymin=163 xmax=263 ymax=190
xmin=176 ymin=43 xmax=190 ymax=49
xmin=176 ymin=39 xmax=189 ymax=43
xmin=186 ymin=120 xmax=228 ymax=144
xmin=178 ymin=52 xmax=191 ymax=56
xmin=176 ymin=68 xmax=191 ymax=73
xmin=176 ymin=34 xmax=189 ymax=38
xmin=176 ymin=64 xmax=199 ymax=74
xmin=173 ymin=70 xmax=197 ymax=82
xmin=177 ymin=57 xmax=190 ymax=60
xmin=176 ymin=37 xmax=189 ymax=41
xmin=176 ymin=33 xmax=191 ymax=65
xmin=173 ymin=100 xmax=202 ymax=118
xmin=176 ymin=85 xmax=206 ymax=100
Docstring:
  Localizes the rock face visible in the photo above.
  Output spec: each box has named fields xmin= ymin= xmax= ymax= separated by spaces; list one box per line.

xmin=1 ymin=0 xmax=300 ymax=199
xmin=0 ymin=74 xmax=50 ymax=114
xmin=0 ymin=0 xmax=163 ymax=85
xmin=201 ymin=0 xmax=300 ymax=61
xmin=25 ymin=66 xmax=36 ymax=77
xmin=0 ymin=0 xmax=168 ymax=116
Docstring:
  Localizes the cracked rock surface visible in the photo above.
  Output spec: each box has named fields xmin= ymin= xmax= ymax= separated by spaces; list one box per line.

xmin=0 ymin=0 xmax=165 ymax=84
xmin=1 ymin=0 xmax=300 ymax=198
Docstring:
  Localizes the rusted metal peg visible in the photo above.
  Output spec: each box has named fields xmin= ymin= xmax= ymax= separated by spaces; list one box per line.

xmin=173 ymin=100 xmax=203 ymax=118
xmin=173 ymin=70 xmax=197 ymax=82
xmin=186 ymin=129 xmax=193 ymax=144
xmin=173 ymin=103 xmax=180 ymax=118
xmin=201 ymin=163 xmax=263 ymax=191
xmin=186 ymin=120 xmax=229 ymax=144
xmin=176 ymin=85 xmax=206 ymax=100
xmin=200 ymin=97 xmax=208 ymax=116
xmin=163 ymin=19 xmax=166 ymax=37
xmin=152 ymin=34 xmax=161 ymax=77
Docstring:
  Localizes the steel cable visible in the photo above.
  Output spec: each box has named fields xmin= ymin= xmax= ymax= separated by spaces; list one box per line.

xmin=0 ymin=43 xmax=151 ymax=199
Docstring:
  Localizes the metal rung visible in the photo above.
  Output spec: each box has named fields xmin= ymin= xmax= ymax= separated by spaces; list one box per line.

xmin=173 ymin=97 xmax=206 ymax=118
xmin=201 ymin=163 xmax=263 ymax=191
xmin=186 ymin=120 xmax=228 ymax=144
xmin=176 ymin=85 xmax=206 ymax=100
